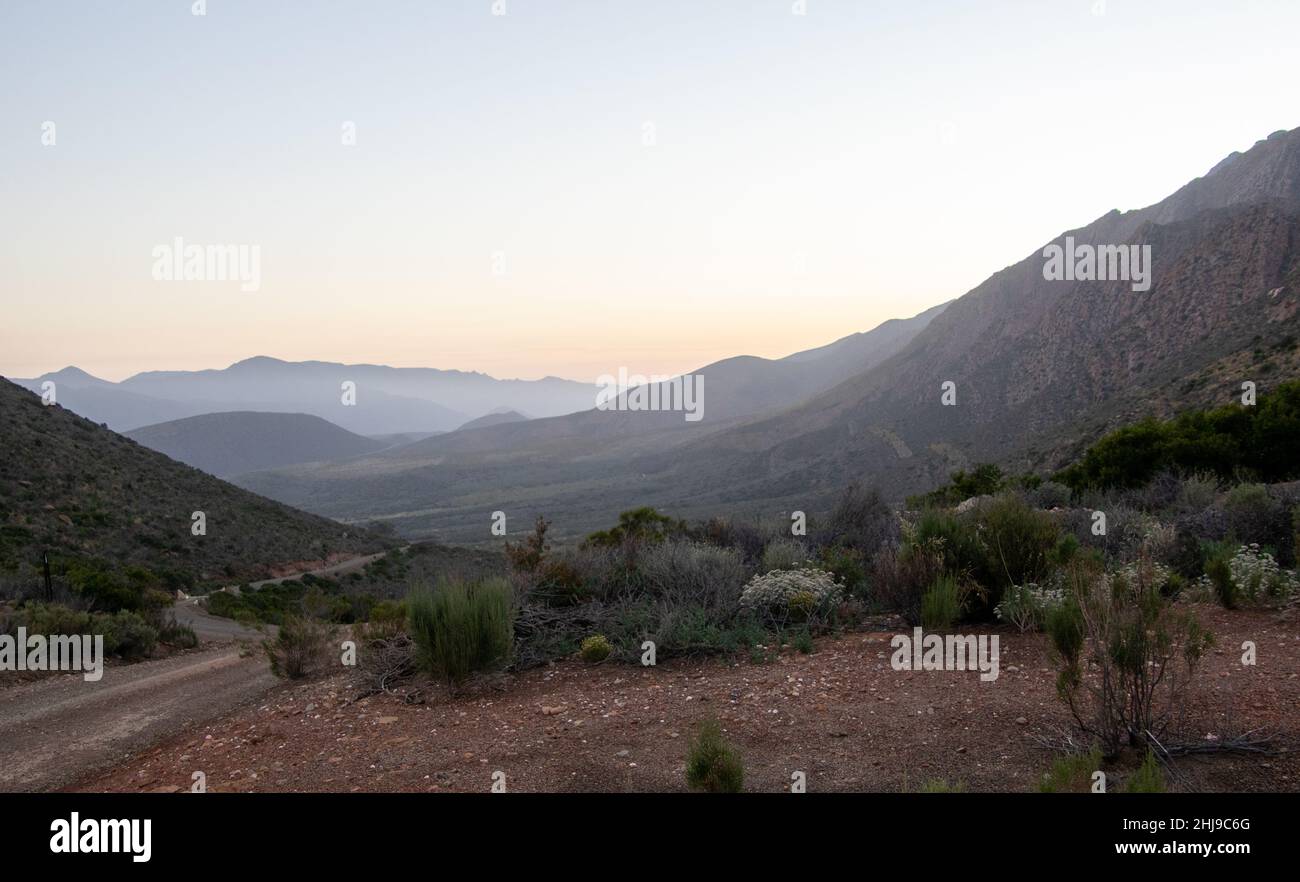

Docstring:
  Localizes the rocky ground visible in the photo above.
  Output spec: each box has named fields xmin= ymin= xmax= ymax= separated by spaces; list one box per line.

xmin=77 ymin=604 xmax=1298 ymax=793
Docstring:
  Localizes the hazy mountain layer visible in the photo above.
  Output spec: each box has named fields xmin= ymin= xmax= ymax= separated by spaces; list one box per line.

xmin=126 ymin=411 xmax=387 ymax=478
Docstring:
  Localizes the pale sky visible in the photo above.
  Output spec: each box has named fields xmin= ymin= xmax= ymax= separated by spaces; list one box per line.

xmin=2 ymin=0 xmax=1298 ymax=382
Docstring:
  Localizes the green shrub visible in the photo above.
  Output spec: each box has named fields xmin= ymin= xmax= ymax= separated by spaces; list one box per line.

xmin=818 ymin=545 xmax=868 ymax=597
xmin=685 ymin=720 xmax=743 ymax=793
xmin=1124 ymin=751 xmax=1167 ymax=793
xmin=914 ymin=508 xmax=984 ymax=580
xmin=63 ymin=559 xmax=171 ymax=614
xmin=972 ymin=494 xmax=1060 ymax=615
xmin=1038 ymin=748 xmax=1103 ymax=792
xmin=106 ymin=610 xmax=159 ymax=660
xmin=3 ymin=603 xmax=158 ymax=660
xmin=579 ymin=634 xmax=612 ymax=662
xmin=911 ymin=463 xmax=1005 ymax=507
xmin=264 ymin=615 xmax=333 ymax=679
xmin=1049 ymin=557 xmax=1213 ymax=758
xmin=585 ymin=507 xmax=687 ymax=548
xmin=408 ymin=577 xmax=514 ymax=690
xmin=157 ymin=615 xmax=199 ymax=649
xmin=920 ymin=574 xmax=962 ymax=629
xmin=790 ymin=628 xmax=814 ymax=654
xmin=1204 ymin=551 xmax=1236 ymax=609
xmin=1057 ymin=380 xmax=1300 ymax=491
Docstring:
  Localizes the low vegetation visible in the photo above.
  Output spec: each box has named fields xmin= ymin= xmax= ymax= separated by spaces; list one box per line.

xmin=685 ymin=719 xmax=744 ymax=793
xmin=408 ymin=577 xmax=514 ymax=693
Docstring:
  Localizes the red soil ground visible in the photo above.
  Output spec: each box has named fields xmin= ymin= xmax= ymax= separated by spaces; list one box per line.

xmin=78 ymin=604 xmax=1298 ymax=793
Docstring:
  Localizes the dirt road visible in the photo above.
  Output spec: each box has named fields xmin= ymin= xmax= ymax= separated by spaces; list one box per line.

xmin=0 ymin=645 xmax=278 ymax=792
xmin=247 ymin=550 xmax=392 ymax=589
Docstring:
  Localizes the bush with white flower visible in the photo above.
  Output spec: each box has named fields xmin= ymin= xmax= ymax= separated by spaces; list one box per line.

xmin=994 ymin=582 xmax=1065 ymax=633
xmin=1189 ymin=544 xmax=1298 ymax=606
xmin=739 ymin=567 xmax=842 ymax=626
xmin=1111 ymin=560 xmax=1175 ymax=594
xmin=1227 ymin=544 xmax=1297 ymax=602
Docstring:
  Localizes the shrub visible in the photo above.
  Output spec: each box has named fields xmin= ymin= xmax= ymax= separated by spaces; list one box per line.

xmin=264 ymin=615 xmax=333 ymax=679
xmin=1199 ymin=544 xmax=1298 ymax=606
xmin=912 ymin=463 xmax=1005 ymax=507
xmin=579 ymin=634 xmax=612 ymax=663
xmin=790 ymin=628 xmax=814 ymax=654
xmin=100 ymin=610 xmax=158 ymax=660
xmin=585 ymin=507 xmax=686 ymax=548
xmin=760 ymin=539 xmax=806 ymax=573
xmin=2 ymin=602 xmax=158 ymax=660
xmin=738 ymin=567 xmax=841 ymax=628
xmin=408 ymin=577 xmax=514 ymax=691
xmin=1038 ymin=748 xmax=1104 ymax=793
xmin=1124 ymin=751 xmax=1167 ymax=793
xmin=64 ymin=559 xmax=171 ymax=615
xmin=920 ymin=574 xmax=962 ymax=630
xmin=1174 ymin=473 xmax=1221 ymax=514
xmin=685 ymin=720 xmax=743 ymax=793
xmin=818 ymin=545 xmax=868 ymax=597
xmin=994 ymin=582 xmax=1064 ymax=633
xmin=871 ymin=540 xmax=946 ymax=625
xmin=1037 ymin=480 xmax=1074 ymax=509
xmin=638 ymin=541 xmax=748 ymax=616
xmin=913 ymin=508 xmax=984 ymax=582
xmin=504 ymin=516 xmax=552 ymax=574
xmin=1049 ymin=556 xmax=1214 ymax=758
xmin=1203 ymin=550 xmax=1237 ymax=608
xmin=816 ymin=483 xmax=899 ymax=553
xmin=1223 ymin=484 xmax=1289 ymax=557
xmin=973 ymin=495 xmax=1060 ymax=602
xmin=1057 ymin=380 xmax=1300 ymax=491
xmin=157 ymin=614 xmax=198 ymax=649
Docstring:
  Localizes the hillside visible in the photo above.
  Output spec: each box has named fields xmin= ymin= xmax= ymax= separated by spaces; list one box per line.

xmin=126 ymin=412 xmax=387 ymax=478
xmin=0 ymin=379 xmax=387 ymax=587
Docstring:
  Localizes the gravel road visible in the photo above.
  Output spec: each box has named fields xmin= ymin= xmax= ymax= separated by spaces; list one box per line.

xmin=0 ymin=644 xmax=278 ymax=792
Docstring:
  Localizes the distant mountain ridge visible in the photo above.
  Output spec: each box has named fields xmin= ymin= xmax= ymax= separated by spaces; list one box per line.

xmin=14 ymin=357 xmax=599 ymax=435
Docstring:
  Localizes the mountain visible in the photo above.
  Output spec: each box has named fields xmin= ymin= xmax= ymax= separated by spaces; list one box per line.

xmin=455 ymin=410 xmax=529 ymax=432
xmin=126 ymin=412 xmax=387 ymax=478
xmin=11 ymin=368 xmax=209 ymax=431
xmin=232 ymin=302 xmax=950 ymax=538
xmin=118 ymin=357 xmax=597 ymax=433
xmin=0 ymin=378 xmax=386 ymax=585
xmin=14 ymin=357 xmax=599 ymax=435
xmin=625 ymin=127 xmax=1300 ymax=512
xmin=239 ymin=126 xmax=1300 ymax=542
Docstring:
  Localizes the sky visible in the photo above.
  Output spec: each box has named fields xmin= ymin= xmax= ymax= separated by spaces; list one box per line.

xmin=2 ymin=0 xmax=1299 ymax=383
